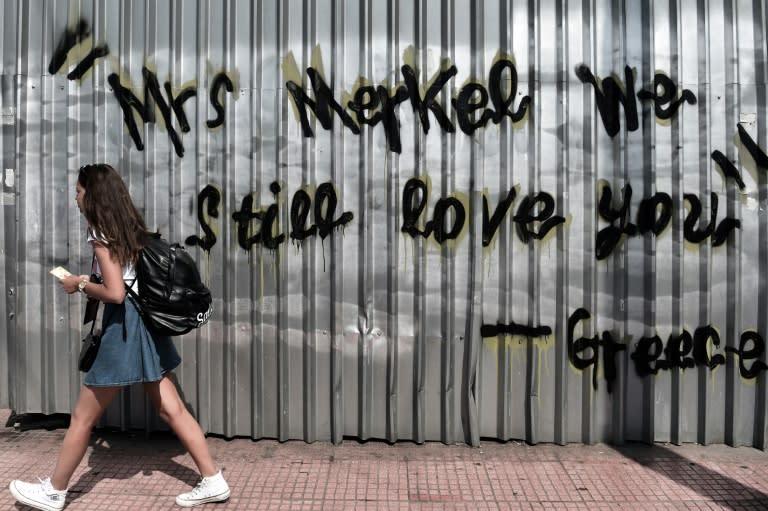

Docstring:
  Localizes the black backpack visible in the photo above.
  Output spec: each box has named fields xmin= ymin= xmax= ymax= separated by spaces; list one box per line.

xmin=126 ymin=232 xmax=213 ymax=336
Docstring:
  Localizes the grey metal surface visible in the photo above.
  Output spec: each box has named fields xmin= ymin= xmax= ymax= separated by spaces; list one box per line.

xmin=1 ymin=0 xmax=767 ymax=447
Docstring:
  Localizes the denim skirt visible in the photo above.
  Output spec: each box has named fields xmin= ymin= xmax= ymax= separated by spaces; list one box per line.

xmin=83 ymin=299 xmax=181 ymax=387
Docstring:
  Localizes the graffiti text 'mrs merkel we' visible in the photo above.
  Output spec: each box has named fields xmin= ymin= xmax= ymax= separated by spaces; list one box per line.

xmin=50 ymin=19 xmax=696 ymax=157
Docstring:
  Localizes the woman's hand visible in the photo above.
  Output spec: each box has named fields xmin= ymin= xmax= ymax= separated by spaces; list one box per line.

xmin=60 ymin=274 xmax=89 ymax=294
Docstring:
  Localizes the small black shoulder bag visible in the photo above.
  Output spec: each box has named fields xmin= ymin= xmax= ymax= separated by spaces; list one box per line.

xmin=78 ymin=260 xmax=103 ymax=373
xmin=78 ymin=300 xmax=101 ymax=372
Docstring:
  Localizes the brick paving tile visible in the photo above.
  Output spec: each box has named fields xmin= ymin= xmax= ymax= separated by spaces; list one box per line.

xmin=1 ymin=409 xmax=768 ymax=510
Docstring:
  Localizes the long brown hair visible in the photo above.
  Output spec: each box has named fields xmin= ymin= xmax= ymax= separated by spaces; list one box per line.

xmin=78 ymin=164 xmax=148 ymax=265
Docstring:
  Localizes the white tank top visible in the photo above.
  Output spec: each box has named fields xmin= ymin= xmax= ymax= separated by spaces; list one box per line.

xmin=87 ymin=230 xmax=138 ymax=291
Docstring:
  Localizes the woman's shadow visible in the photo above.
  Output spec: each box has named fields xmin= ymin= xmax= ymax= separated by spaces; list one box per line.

xmin=57 ymin=381 xmax=206 ymax=507
xmin=62 ymin=429 xmax=202 ymax=505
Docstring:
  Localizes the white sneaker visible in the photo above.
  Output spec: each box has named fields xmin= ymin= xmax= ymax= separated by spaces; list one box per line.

xmin=175 ymin=471 xmax=231 ymax=507
xmin=9 ymin=477 xmax=67 ymax=511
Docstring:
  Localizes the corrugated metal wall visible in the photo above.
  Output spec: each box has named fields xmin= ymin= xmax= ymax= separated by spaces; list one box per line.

xmin=1 ymin=0 xmax=767 ymax=447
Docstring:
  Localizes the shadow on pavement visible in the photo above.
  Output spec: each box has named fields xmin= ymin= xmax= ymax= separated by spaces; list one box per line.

xmin=64 ymin=428 xmax=200 ymax=505
xmin=612 ymin=442 xmax=768 ymax=510
xmin=6 ymin=411 xmax=201 ymax=509
xmin=4 ymin=413 xmax=71 ymax=431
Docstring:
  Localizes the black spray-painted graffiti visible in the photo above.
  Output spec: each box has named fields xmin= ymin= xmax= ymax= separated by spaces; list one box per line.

xmin=185 ymin=182 xmax=354 ymax=253
xmin=575 ymin=65 xmax=697 ymax=137
xmin=498 ymin=307 xmax=768 ymax=393
xmin=286 ymin=59 xmax=531 ymax=153
xmin=48 ymin=19 xmax=110 ymax=80
xmin=594 ymin=124 xmax=768 ymax=259
xmin=287 ymin=62 xmax=699 ymax=153
xmin=49 ymin=19 xmax=234 ymax=158
xmin=51 ymin=20 xmax=702 ymax=157
xmin=186 ymin=177 xmax=568 ymax=252
xmin=595 ymin=183 xmax=741 ymax=260
xmin=398 ymin=178 xmax=566 ymax=246
xmin=50 ymin=20 xmax=767 ymax=387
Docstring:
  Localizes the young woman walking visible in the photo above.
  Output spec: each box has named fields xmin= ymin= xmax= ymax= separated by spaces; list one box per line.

xmin=9 ymin=164 xmax=230 ymax=509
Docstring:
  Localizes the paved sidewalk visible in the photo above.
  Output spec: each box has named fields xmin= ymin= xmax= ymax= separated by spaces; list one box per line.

xmin=0 ymin=409 xmax=767 ymax=510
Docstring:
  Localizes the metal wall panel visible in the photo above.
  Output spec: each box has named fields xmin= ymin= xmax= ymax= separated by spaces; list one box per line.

xmin=1 ymin=0 xmax=767 ymax=448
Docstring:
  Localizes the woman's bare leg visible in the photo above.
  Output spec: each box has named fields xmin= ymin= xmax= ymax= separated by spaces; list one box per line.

xmin=143 ymin=373 xmax=217 ymax=477
xmin=51 ymin=385 xmax=120 ymax=490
